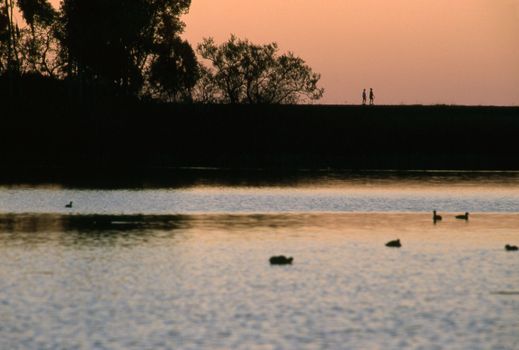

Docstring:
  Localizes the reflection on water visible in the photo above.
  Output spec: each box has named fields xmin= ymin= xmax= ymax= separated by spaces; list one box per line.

xmin=3 ymin=171 xmax=519 ymax=214
xmin=0 ymin=212 xmax=518 ymax=349
xmin=1 ymin=212 xmax=519 ymax=250
xmin=3 ymin=168 xmax=519 ymax=189
xmin=0 ymin=172 xmax=518 ymax=349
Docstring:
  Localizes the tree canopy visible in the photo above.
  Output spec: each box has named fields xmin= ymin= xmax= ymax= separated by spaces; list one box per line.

xmin=17 ymin=0 xmax=56 ymax=28
xmin=196 ymin=35 xmax=324 ymax=104
xmin=149 ymin=36 xmax=199 ymax=102
xmin=59 ymin=0 xmax=193 ymax=95
xmin=1 ymin=4 xmax=325 ymax=105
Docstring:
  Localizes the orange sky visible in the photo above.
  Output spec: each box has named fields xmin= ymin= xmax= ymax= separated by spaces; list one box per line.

xmin=182 ymin=0 xmax=519 ymax=105
xmin=44 ymin=0 xmax=519 ymax=105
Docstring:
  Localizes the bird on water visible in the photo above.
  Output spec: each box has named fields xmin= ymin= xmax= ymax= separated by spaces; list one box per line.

xmin=269 ymin=256 xmax=293 ymax=265
xmin=386 ymin=239 xmax=402 ymax=248
xmin=433 ymin=210 xmax=442 ymax=222
xmin=455 ymin=212 xmax=469 ymax=220
xmin=505 ymin=244 xmax=518 ymax=251
xmin=65 ymin=201 xmax=73 ymax=208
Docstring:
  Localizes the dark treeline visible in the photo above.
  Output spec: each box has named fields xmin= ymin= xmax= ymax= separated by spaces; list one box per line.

xmin=0 ymin=0 xmax=323 ymax=104
xmin=2 ymin=1 xmax=519 ymax=179
xmin=1 ymin=0 xmax=198 ymax=101
xmin=2 ymin=96 xmax=519 ymax=179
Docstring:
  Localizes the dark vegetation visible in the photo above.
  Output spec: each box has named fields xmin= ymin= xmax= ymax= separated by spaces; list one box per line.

xmin=1 ymin=0 xmax=198 ymax=99
xmin=1 ymin=0 xmax=322 ymax=102
xmin=196 ymin=36 xmax=323 ymax=104
xmin=2 ymin=86 xmax=519 ymax=178
xmin=1 ymin=1 xmax=518 ymax=179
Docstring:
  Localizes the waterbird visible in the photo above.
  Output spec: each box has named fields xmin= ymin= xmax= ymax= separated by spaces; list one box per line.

xmin=505 ymin=244 xmax=518 ymax=251
xmin=269 ymin=256 xmax=293 ymax=265
xmin=433 ymin=210 xmax=442 ymax=222
xmin=455 ymin=212 xmax=469 ymax=220
xmin=385 ymin=239 xmax=402 ymax=248
xmin=65 ymin=201 xmax=73 ymax=208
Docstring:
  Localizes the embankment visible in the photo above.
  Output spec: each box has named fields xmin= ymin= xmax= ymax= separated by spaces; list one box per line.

xmin=2 ymin=101 xmax=519 ymax=177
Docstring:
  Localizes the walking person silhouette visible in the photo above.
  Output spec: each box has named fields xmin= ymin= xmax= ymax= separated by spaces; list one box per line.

xmin=362 ymin=89 xmax=367 ymax=105
xmin=369 ymin=88 xmax=375 ymax=105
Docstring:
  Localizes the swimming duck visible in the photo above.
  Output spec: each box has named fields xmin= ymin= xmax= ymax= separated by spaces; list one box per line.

xmin=385 ymin=239 xmax=402 ymax=248
xmin=505 ymin=244 xmax=518 ymax=251
xmin=269 ymin=256 xmax=294 ymax=265
xmin=65 ymin=201 xmax=73 ymax=208
xmin=433 ymin=210 xmax=442 ymax=222
xmin=455 ymin=212 xmax=469 ymax=220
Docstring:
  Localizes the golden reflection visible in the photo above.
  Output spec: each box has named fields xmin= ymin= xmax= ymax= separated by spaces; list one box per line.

xmin=1 ymin=213 xmax=516 ymax=250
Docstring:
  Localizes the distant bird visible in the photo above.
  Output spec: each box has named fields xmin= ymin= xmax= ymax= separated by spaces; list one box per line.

xmin=65 ymin=201 xmax=73 ymax=208
xmin=433 ymin=210 xmax=442 ymax=223
xmin=385 ymin=239 xmax=402 ymax=248
xmin=455 ymin=212 xmax=469 ymax=220
xmin=505 ymin=244 xmax=518 ymax=251
xmin=269 ymin=256 xmax=293 ymax=265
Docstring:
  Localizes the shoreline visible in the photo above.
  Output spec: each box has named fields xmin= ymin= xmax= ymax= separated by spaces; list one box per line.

xmin=2 ymin=103 xmax=519 ymax=177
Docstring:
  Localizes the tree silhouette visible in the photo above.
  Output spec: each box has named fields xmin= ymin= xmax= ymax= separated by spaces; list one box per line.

xmin=16 ymin=0 xmax=58 ymax=75
xmin=0 ymin=0 xmax=59 ymax=77
xmin=149 ymin=36 xmax=199 ymax=102
xmin=60 ymin=0 xmax=148 ymax=94
xmin=196 ymin=35 xmax=324 ymax=104
xmin=17 ymin=0 xmax=55 ymax=28
xmin=59 ymin=0 xmax=192 ymax=96
xmin=0 ymin=4 xmax=10 ymax=72
xmin=0 ymin=0 xmax=20 ymax=74
xmin=1 ymin=2 xmax=327 ymax=106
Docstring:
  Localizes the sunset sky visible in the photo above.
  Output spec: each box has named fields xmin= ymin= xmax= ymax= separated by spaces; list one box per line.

xmin=44 ymin=0 xmax=519 ymax=105
xmin=183 ymin=0 xmax=519 ymax=105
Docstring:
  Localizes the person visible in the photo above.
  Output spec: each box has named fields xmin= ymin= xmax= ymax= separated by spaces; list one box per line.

xmin=369 ymin=88 xmax=375 ymax=105
xmin=362 ymin=89 xmax=367 ymax=105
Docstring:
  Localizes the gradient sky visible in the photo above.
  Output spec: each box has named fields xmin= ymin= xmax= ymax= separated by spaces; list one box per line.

xmin=183 ymin=0 xmax=519 ymax=105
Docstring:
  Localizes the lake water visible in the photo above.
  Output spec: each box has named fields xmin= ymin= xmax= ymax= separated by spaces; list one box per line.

xmin=0 ymin=171 xmax=518 ymax=349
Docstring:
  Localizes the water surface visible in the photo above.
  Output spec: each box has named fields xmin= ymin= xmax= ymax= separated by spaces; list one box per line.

xmin=0 ymin=171 xmax=518 ymax=349
xmin=3 ymin=171 xmax=519 ymax=214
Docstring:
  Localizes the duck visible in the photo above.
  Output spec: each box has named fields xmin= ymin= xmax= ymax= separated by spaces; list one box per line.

xmin=65 ymin=201 xmax=73 ymax=208
xmin=455 ymin=212 xmax=469 ymax=220
xmin=505 ymin=244 xmax=518 ymax=251
xmin=433 ymin=210 xmax=442 ymax=222
xmin=269 ymin=255 xmax=293 ymax=265
xmin=385 ymin=239 xmax=402 ymax=248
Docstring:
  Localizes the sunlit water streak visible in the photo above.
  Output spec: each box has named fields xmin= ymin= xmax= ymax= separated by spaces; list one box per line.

xmin=0 ymin=174 xmax=518 ymax=349
xmin=2 ymin=178 xmax=519 ymax=214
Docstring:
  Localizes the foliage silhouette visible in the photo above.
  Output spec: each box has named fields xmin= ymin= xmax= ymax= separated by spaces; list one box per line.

xmin=18 ymin=0 xmax=59 ymax=75
xmin=1 ymin=2 xmax=328 ymax=104
xmin=196 ymin=35 xmax=324 ymax=104
xmin=1 ymin=2 xmax=58 ymax=75
xmin=59 ymin=0 xmax=192 ymax=96
xmin=0 ymin=5 xmax=10 ymax=72
xmin=149 ymin=36 xmax=199 ymax=102
xmin=17 ymin=0 xmax=56 ymax=28
xmin=0 ymin=0 xmax=20 ymax=73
